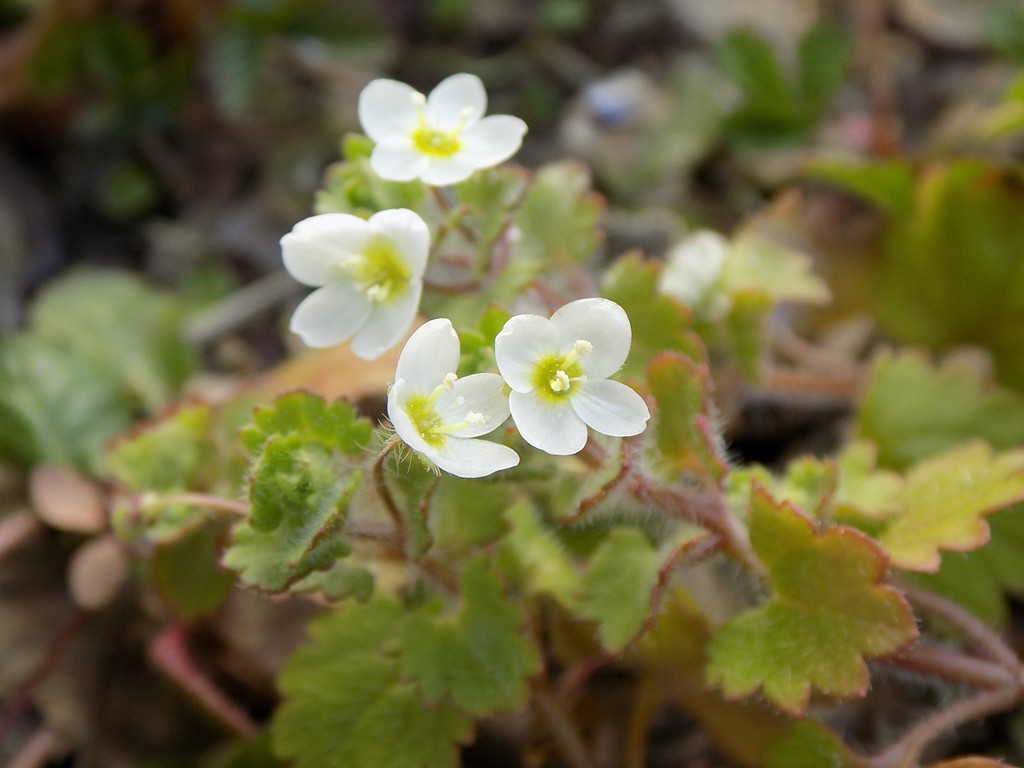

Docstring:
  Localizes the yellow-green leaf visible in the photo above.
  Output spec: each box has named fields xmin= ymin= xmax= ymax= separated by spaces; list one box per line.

xmin=879 ymin=442 xmax=1024 ymax=572
xmin=706 ymin=486 xmax=917 ymax=715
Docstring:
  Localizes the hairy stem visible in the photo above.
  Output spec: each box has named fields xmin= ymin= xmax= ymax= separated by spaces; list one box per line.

xmin=891 ymin=645 xmax=1016 ymax=690
xmin=871 ymin=685 xmax=1020 ymax=768
xmin=149 ymin=492 xmax=248 ymax=517
xmin=900 ymin=583 xmax=1020 ymax=671
xmin=373 ymin=441 xmax=406 ymax=555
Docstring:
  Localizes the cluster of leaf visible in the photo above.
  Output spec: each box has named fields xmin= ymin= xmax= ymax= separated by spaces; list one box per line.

xmin=0 ymin=271 xmax=193 ymax=475
xmin=715 ymin=25 xmax=850 ymax=147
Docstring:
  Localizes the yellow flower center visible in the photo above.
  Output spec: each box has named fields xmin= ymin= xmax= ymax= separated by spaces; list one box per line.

xmin=531 ymin=340 xmax=592 ymax=402
xmin=341 ymin=235 xmax=411 ymax=304
xmin=409 ymin=102 xmax=475 ymax=158
xmin=402 ymin=374 xmax=483 ymax=447
xmin=412 ymin=126 xmax=462 ymax=157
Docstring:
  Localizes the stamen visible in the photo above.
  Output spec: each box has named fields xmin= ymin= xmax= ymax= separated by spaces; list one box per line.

xmin=365 ymin=284 xmax=387 ymax=301
xmin=464 ymin=411 xmax=485 ymax=425
xmin=561 ymin=339 xmax=593 ymax=368
xmin=550 ymin=370 xmax=571 ymax=392
xmin=443 ymin=372 xmax=458 ymax=389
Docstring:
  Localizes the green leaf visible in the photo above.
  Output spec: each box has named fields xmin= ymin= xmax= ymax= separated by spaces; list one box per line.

xmin=646 ymin=353 xmax=728 ymax=483
xmin=913 ymin=504 xmax=1024 ymax=626
xmin=797 ymin=26 xmax=850 ymax=112
xmin=428 ymin=475 xmax=510 ymax=556
xmin=575 ymin=528 xmax=661 ymax=652
xmin=209 ymin=28 xmax=266 ymax=116
xmin=879 ymin=442 xmax=1024 ymax=572
xmin=834 ymin=441 xmax=903 ymax=522
xmin=858 ymin=352 xmax=1024 ymax=470
xmin=290 ymin=561 xmax=375 ymax=603
xmin=240 ymin=390 xmax=372 ymax=457
xmin=225 ymin=394 xmax=372 ymax=592
xmin=29 ymin=270 xmax=194 ymax=411
xmin=874 ymin=161 xmax=1024 ymax=390
xmin=498 ymin=500 xmax=578 ymax=606
xmin=716 ymin=29 xmax=790 ymax=104
xmin=706 ymin=485 xmax=917 ymax=714
xmin=511 ymin=161 xmax=602 ymax=267
xmin=0 ymin=336 xmax=132 ymax=474
xmin=315 ymin=134 xmax=427 ymax=217
xmin=106 ymin=404 xmax=222 ymax=543
xmin=398 ymin=559 xmax=540 ymax=715
xmin=722 ymin=290 xmax=773 ymax=380
xmin=108 ymin=404 xmax=214 ymax=492
xmin=601 ymin=251 xmax=705 ymax=380
xmin=273 ymin=597 xmax=471 ymax=768
xmin=802 ymin=159 xmax=914 ymax=215
xmin=765 ymin=720 xmax=856 ymax=768
xmin=151 ymin=523 xmax=235 ymax=622
xmin=720 ymin=234 xmax=830 ymax=305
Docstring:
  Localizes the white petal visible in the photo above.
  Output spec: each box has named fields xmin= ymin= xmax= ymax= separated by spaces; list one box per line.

xmin=420 ymin=155 xmax=478 ymax=186
xmin=370 ymin=143 xmax=430 ymax=182
xmin=350 ymin=281 xmax=423 ymax=360
xmin=426 ymin=73 xmax=486 ymax=130
xmin=551 ymin=298 xmax=632 ymax=380
xmin=367 ymin=208 xmax=430 ymax=276
xmin=427 ymin=436 xmax=519 ymax=478
xmin=495 ymin=314 xmax=559 ymax=392
xmin=394 ymin=317 xmax=460 ymax=391
xmin=289 ymin=283 xmax=371 ymax=348
xmin=358 ymin=79 xmax=421 ymax=142
xmin=571 ymin=379 xmax=650 ymax=438
xmin=459 ymin=115 xmax=527 ymax=167
xmin=387 ymin=379 xmax=434 ymax=455
xmin=509 ymin=391 xmax=588 ymax=456
xmin=438 ymin=373 xmax=509 ymax=437
xmin=281 ymin=214 xmax=370 ymax=287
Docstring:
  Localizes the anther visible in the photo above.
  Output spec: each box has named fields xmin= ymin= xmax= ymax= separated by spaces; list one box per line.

xmin=550 ymin=370 xmax=571 ymax=392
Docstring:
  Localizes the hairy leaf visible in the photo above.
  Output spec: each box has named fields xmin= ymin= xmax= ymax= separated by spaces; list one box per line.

xmin=575 ymin=528 xmax=661 ymax=651
xmin=398 ymin=559 xmax=540 ymax=715
xmin=602 ymin=251 xmax=705 ymax=380
xmin=706 ymin=486 xmax=917 ymax=714
xmin=879 ymin=442 xmax=1024 ymax=572
xmin=646 ymin=352 xmax=729 ymax=484
xmin=273 ymin=597 xmax=470 ymax=768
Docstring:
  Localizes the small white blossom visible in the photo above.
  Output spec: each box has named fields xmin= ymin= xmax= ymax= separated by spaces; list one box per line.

xmin=281 ymin=208 xmax=429 ymax=360
xmin=388 ymin=318 xmax=519 ymax=478
xmin=358 ymin=73 xmax=527 ymax=187
xmin=659 ymin=230 xmax=731 ymax=317
xmin=495 ymin=298 xmax=650 ymax=456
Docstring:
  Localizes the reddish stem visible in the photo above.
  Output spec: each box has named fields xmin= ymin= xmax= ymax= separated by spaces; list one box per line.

xmin=0 ymin=609 xmax=87 ymax=744
xmin=900 ymin=583 xmax=1020 ymax=671
xmin=147 ymin=624 xmax=258 ymax=737
xmin=891 ymin=645 xmax=1015 ymax=690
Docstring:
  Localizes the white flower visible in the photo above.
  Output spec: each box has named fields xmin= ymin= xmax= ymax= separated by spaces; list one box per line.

xmin=388 ymin=318 xmax=519 ymax=478
xmin=659 ymin=230 xmax=730 ymax=317
xmin=358 ymin=73 xmax=528 ymax=187
xmin=495 ymin=298 xmax=650 ymax=456
xmin=282 ymin=208 xmax=429 ymax=360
